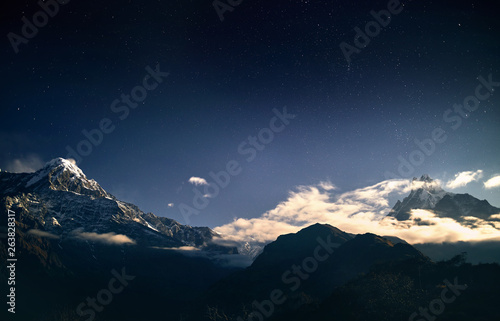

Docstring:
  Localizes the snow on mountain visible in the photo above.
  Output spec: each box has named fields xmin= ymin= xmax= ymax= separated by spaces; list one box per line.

xmin=390 ymin=174 xmax=500 ymax=222
xmin=1 ymin=158 xmax=236 ymax=253
xmin=26 ymin=158 xmax=85 ymax=187
xmin=237 ymin=241 xmax=265 ymax=259
xmin=16 ymin=157 xmax=112 ymax=200
xmin=390 ymin=175 xmax=450 ymax=219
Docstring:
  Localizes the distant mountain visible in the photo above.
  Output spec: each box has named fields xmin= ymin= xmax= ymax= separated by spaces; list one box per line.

xmin=389 ymin=174 xmax=500 ymax=222
xmin=0 ymin=158 xmax=235 ymax=251
xmin=238 ymin=240 xmax=265 ymax=258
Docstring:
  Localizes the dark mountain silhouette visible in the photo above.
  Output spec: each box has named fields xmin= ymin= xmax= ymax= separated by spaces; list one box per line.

xmin=272 ymin=254 xmax=500 ymax=321
xmin=192 ymin=223 xmax=429 ymax=320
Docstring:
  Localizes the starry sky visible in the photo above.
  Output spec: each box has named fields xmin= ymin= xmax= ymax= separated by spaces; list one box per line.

xmin=1 ymin=0 xmax=499 ymax=229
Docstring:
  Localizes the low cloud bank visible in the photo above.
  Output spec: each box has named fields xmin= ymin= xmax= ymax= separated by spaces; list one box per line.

xmin=71 ymin=230 xmax=136 ymax=245
xmin=215 ymin=179 xmax=500 ymax=246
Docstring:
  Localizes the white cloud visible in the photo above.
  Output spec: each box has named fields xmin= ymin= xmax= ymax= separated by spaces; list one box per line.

xmin=153 ymin=246 xmax=200 ymax=251
xmin=4 ymin=154 xmax=44 ymax=173
xmin=214 ymin=178 xmax=500 ymax=246
xmin=411 ymin=178 xmax=443 ymax=191
xmin=215 ymin=179 xmax=411 ymax=244
xmin=484 ymin=175 xmax=500 ymax=189
xmin=27 ymin=229 xmax=60 ymax=239
xmin=188 ymin=176 xmax=208 ymax=186
xmin=151 ymin=246 xmax=252 ymax=267
xmin=167 ymin=203 xmax=174 ymax=208
xmin=445 ymin=170 xmax=483 ymax=189
xmin=318 ymin=181 xmax=337 ymax=191
xmin=72 ymin=230 xmax=136 ymax=245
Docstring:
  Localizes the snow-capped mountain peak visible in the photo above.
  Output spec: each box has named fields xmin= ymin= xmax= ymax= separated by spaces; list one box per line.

xmin=390 ymin=174 xmax=499 ymax=221
xmin=415 ymin=174 xmax=432 ymax=182
xmin=24 ymin=157 xmax=110 ymax=198
xmin=26 ymin=158 xmax=85 ymax=187
xmin=390 ymin=175 xmax=450 ymax=219
xmin=1 ymin=157 xmax=236 ymax=253
xmin=410 ymin=174 xmax=446 ymax=196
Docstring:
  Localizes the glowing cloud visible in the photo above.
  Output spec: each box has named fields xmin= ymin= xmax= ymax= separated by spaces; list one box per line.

xmin=27 ymin=229 xmax=60 ymax=239
xmin=4 ymin=154 xmax=44 ymax=173
xmin=445 ymin=170 xmax=483 ymax=189
xmin=188 ymin=176 xmax=208 ymax=186
xmin=214 ymin=178 xmax=500 ymax=246
xmin=72 ymin=231 xmax=136 ymax=245
xmin=318 ymin=181 xmax=337 ymax=191
xmin=484 ymin=175 xmax=500 ymax=189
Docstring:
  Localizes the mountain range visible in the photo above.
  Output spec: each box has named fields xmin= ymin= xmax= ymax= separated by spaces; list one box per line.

xmin=0 ymin=158 xmax=234 ymax=251
xmin=1 ymin=159 xmax=500 ymax=320
xmin=389 ymin=174 xmax=500 ymax=222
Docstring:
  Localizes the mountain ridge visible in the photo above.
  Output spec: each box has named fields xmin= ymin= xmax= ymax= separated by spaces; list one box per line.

xmin=0 ymin=157 xmax=235 ymax=252
xmin=2 ymin=163 xmax=500 ymax=320
xmin=389 ymin=174 xmax=500 ymax=222
xmin=196 ymin=223 xmax=430 ymax=320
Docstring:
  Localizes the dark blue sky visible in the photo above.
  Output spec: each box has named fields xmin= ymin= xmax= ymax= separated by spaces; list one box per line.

xmin=1 ymin=0 xmax=499 ymax=228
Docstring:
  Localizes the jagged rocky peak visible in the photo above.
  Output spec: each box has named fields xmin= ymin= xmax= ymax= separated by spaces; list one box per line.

xmin=391 ymin=174 xmax=500 ymax=222
xmin=1 ymin=157 xmax=237 ymax=253
xmin=40 ymin=158 xmax=84 ymax=177
xmin=410 ymin=174 xmax=444 ymax=193
xmin=414 ymin=174 xmax=433 ymax=182
xmin=25 ymin=157 xmax=111 ymax=198
xmin=390 ymin=174 xmax=447 ymax=220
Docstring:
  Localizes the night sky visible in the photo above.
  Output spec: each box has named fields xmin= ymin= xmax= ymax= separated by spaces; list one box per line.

xmin=1 ymin=0 xmax=499 ymax=231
